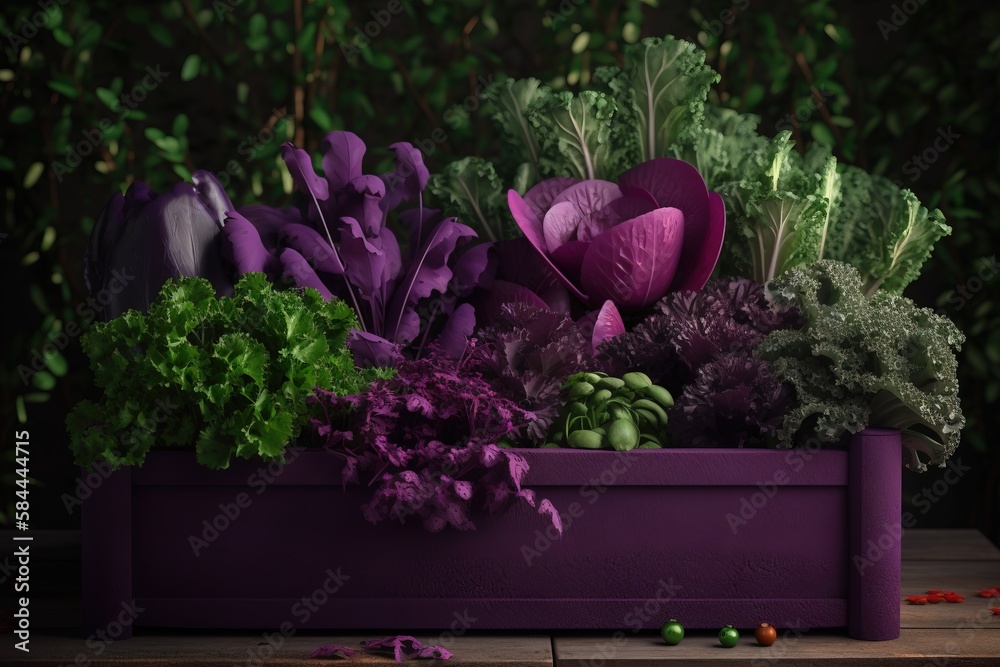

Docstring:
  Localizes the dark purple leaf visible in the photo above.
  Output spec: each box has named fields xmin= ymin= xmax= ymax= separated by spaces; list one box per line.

xmin=549 ymin=240 xmax=589 ymax=285
xmin=309 ymin=644 xmax=356 ymax=659
xmin=339 ymin=216 xmax=385 ymax=298
xmin=383 ymin=217 xmax=476 ymax=343
xmin=221 ymin=212 xmax=280 ymax=278
xmin=434 ymin=303 xmax=476 ymax=358
xmin=339 ymin=175 xmax=387 ymax=237
xmin=279 ymin=247 xmax=334 ymax=300
xmin=476 ymin=279 xmax=550 ymax=324
xmin=380 ymin=142 xmax=430 ymax=212
xmin=234 ymin=205 xmax=301 ymax=253
xmin=320 ymin=130 xmax=366 ymax=191
xmin=281 ymin=142 xmax=329 ymax=201
xmin=347 ymin=329 xmax=402 ymax=368
xmin=670 ymin=190 xmax=726 ymax=292
xmin=451 ymin=242 xmax=495 ymax=297
xmin=281 ymin=223 xmax=345 ymax=276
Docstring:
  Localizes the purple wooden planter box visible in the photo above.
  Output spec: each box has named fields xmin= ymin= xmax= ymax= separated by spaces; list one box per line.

xmin=84 ymin=428 xmax=901 ymax=641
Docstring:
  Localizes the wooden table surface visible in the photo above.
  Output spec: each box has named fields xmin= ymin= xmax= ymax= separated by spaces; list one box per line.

xmin=3 ymin=529 xmax=999 ymax=666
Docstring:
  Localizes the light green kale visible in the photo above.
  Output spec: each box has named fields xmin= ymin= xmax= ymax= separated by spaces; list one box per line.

xmin=66 ymin=273 xmax=391 ymax=470
xmin=481 ymin=77 xmax=546 ymax=183
xmin=823 ymin=165 xmax=951 ymax=295
xmin=670 ymin=107 xmax=771 ymax=191
xmin=601 ymin=35 xmax=720 ymax=164
xmin=730 ymin=131 xmax=834 ymax=283
xmin=428 ymin=156 xmax=508 ymax=241
xmin=759 ymin=260 xmax=965 ymax=471
xmin=532 ymin=89 xmax=617 ymax=181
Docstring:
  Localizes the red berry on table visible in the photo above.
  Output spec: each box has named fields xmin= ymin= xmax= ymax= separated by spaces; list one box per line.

xmin=755 ymin=623 xmax=777 ymax=647
xmin=944 ymin=593 xmax=964 ymax=603
xmin=907 ymin=595 xmax=928 ymax=605
xmin=927 ymin=595 xmax=944 ymax=603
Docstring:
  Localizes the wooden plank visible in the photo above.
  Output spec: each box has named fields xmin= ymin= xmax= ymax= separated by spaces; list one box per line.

xmin=0 ymin=634 xmax=554 ymax=666
xmin=552 ymin=628 xmax=1000 ymax=665
xmin=901 ymin=530 xmax=1000 ymax=561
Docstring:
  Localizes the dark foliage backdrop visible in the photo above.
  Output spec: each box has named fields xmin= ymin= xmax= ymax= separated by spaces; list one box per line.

xmin=2 ymin=0 xmax=997 ymax=543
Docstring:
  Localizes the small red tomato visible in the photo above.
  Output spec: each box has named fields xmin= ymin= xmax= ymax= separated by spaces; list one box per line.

xmin=944 ymin=594 xmax=964 ymax=603
xmin=907 ymin=595 xmax=928 ymax=605
xmin=927 ymin=595 xmax=944 ymax=604
xmin=977 ymin=589 xmax=998 ymax=598
xmin=755 ymin=623 xmax=777 ymax=646
xmin=990 ymin=607 xmax=1000 ymax=616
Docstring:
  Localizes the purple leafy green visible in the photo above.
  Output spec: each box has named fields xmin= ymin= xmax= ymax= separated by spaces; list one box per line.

xmin=598 ymin=278 xmax=801 ymax=447
xmin=507 ymin=158 xmax=726 ymax=312
xmin=310 ymin=348 xmax=559 ymax=533
xmin=219 ymin=131 xmax=488 ymax=365
xmin=472 ymin=303 xmax=594 ymax=442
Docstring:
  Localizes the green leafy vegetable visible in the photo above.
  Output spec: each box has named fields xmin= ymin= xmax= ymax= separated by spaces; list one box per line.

xmin=729 ymin=131 xmax=833 ymax=283
xmin=823 ymin=166 xmax=952 ymax=295
xmin=66 ymin=273 xmax=390 ymax=470
xmin=603 ymin=35 xmax=720 ymax=164
xmin=759 ymin=260 xmax=965 ymax=471
xmin=533 ymin=89 xmax=617 ymax=181
xmin=427 ymin=156 xmax=508 ymax=241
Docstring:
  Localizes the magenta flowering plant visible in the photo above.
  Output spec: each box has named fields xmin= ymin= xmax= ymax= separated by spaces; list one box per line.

xmin=507 ymin=158 xmax=726 ymax=313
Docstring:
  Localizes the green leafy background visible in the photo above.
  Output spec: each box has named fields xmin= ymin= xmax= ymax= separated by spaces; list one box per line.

xmin=2 ymin=0 xmax=997 ymax=544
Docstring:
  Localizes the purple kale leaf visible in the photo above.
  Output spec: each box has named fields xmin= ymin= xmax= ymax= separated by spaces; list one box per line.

xmin=670 ymin=354 xmax=795 ymax=447
xmin=361 ymin=636 xmax=452 ymax=662
xmin=310 ymin=347 xmax=560 ymax=533
xmin=598 ymin=278 xmax=802 ymax=447
xmin=309 ymin=644 xmax=357 ymax=659
xmin=471 ymin=302 xmax=593 ymax=442
xmin=599 ymin=277 xmax=802 ymax=390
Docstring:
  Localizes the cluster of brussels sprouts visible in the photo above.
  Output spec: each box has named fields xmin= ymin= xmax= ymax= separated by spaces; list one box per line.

xmin=545 ymin=371 xmax=674 ymax=450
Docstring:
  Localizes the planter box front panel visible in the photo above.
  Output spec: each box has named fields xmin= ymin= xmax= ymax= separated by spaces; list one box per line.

xmin=85 ymin=430 xmax=901 ymax=639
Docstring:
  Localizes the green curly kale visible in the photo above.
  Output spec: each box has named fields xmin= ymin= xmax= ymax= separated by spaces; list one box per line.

xmin=759 ymin=260 xmax=965 ymax=471
xmin=66 ymin=273 xmax=390 ymax=470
